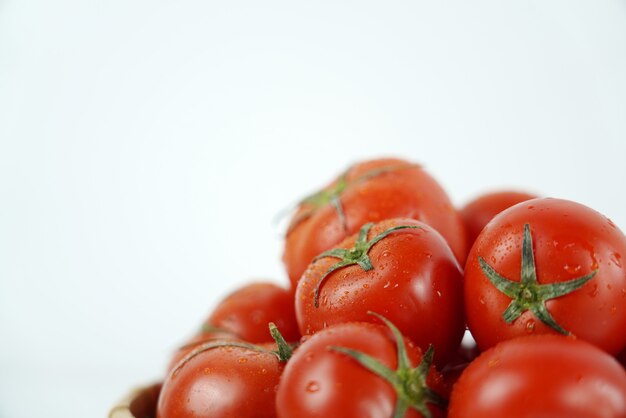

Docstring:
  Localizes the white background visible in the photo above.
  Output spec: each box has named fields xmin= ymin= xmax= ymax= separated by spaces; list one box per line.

xmin=1 ymin=1 xmax=625 ymax=417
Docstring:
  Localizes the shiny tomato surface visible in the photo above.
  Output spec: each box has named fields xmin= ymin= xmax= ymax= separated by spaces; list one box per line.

xmin=296 ymin=218 xmax=464 ymax=366
xmin=464 ymin=198 xmax=626 ymax=353
xmin=276 ymin=322 xmax=446 ymax=418
xmin=157 ymin=343 xmax=283 ymax=418
xmin=284 ymin=158 xmax=466 ymax=287
xmin=448 ymin=335 xmax=626 ymax=418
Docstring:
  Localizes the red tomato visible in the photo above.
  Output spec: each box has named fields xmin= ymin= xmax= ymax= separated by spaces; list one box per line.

xmin=283 ymin=158 xmax=467 ymax=287
xmin=448 ymin=335 xmax=626 ymax=418
xmin=166 ymin=329 xmax=240 ymax=372
xmin=158 ymin=328 xmax=292 ymax=418
xmin=464 ymin=198 xmax=626 ymax=353
xmin=295 ymin=218 xmax=465 ymax=367
xmin=276 ymin=320 xmax=447 ymax=418
xmin=206 ymin=282 xmax=300 ymax=343
xmin=460 ymin=190 xmax=536 ymax=252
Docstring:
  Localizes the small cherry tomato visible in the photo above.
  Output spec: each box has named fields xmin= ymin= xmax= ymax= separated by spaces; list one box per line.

xmin=460 ymin=190 xmax=536 ymax=252
xmin=283 ymin=158 xmax=467 ymax=287
xmin=464 ymin=198 xmax=626 ymax=353
xmin=448 ymin=335 xmax=626 ymax=418
xmin=295 ymin=218 xmax=464 ymax=367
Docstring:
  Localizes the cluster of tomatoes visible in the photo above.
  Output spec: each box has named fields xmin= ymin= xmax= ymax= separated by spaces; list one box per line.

xmin=155 ymin=158 xmax=626 ymax=418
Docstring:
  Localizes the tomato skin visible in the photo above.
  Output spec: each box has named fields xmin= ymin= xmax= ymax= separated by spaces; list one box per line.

xmin=448 ymin=335 xmax=626 ymax=418
xmin=283 ymin=158 xmax=467 ymax=287
xmin=464 ymin=198 xmax=626 ymax=353
xmin=157 ymin=343 xmax=283 ymax=418
xmin=276 ymin=322 xmax=446 ymax=418
xmin=166 ymin=330 xmax=240 ymax=372
xmin=460 ymin=190 xmax=536 ymax=252
xmin=206 ymin=282 xmax=300 ymax=344
xmin=295 ymin=218 xmax=465 ymax=367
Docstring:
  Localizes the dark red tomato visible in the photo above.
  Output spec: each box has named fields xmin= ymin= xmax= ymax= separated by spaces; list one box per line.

xmin=276 ymin=321 xmax=447 ymax=418
xmin=157 ymin=342 xmax=285 ymax=418
xmin=460 ymin=190 xmax=536 ymax=252
xmin=166 ymin=329 xmax=240 ymax=372
xmin=283 ymin=158 xmax=467 ymax=287
xmin=448 ymin=335 xmax=626 ymax=418
xmin=295 ymin=218 xmax=465 ymax=367
xmin=464 ymin=198 xmax=626 ymax=354
xmin=206 ymin=282 xmax=300 ymax=343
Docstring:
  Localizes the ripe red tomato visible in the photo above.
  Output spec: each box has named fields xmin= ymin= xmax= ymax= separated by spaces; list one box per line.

xmin=295 ymin=218 xmax=465 ymax=366
xmin=283 ymin=158 xmax=467 ymax=287
xmin=206 ymin=282 xmax=300 ymax=343
xmin=166 ymin=328 xmax=240 ymax=372
xmin=158 ymin=326 xmax=293 ymax=418
xmin=276 ymin=320 xmax=447 ymax=418
xmin=448 ymin=335 xmax=626 ymax=418
xmin=460 ymin=190 xmax=536 ymax=252
xmin=464 ymin=198 xmax=626 ymax=354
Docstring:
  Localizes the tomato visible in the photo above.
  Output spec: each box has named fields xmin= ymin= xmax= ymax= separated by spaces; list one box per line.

xmin=460 ymin=190 xmax=536 ymax=252
xmin=448 ymin=335 xmax=626 ymax=418
xmin=157 ymin=325 xmax=293 ymax=418
xmin=166 ymin=328 xmax=240 ymax=372
xmin=295 ymin=218 xmax=465 ymax=367
xmin=276 ymin=317 xmax=447 ymax=418
xmin=464 ymin=198 xmax=626 ymax=353
xmin=206 ymin=282 xmax=300 ymax=343
xmin=283 ymin=158 xmax=467 ymax=287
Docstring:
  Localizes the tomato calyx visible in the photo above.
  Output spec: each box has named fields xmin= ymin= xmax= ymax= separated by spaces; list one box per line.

xmin=312 ymin=222 xmax=421 ymax=307
xmin=287 ymin=162 xmax=420 ymax=236
xmin=330 ymin=312 xmax=446 ymax=418
xmin=172 ymin=323 xmax=295 ymax=375
xmin=479 ymin=223 xmax=597 ymax=335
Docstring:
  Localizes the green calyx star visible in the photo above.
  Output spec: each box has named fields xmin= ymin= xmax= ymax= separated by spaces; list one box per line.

xmin=330 ymin=312 xmax=446 ymax=418
xmin=479 ymin=223 xmax=597 ymax=335
xmin=312 ymin=222 xmax=420 ymax=308
xmin=287 ymin=163 xmax=420 ymax=235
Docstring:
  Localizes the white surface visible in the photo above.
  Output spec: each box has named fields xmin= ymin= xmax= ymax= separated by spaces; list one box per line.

xmin=1 ymin=1 xmax=625 ymax=417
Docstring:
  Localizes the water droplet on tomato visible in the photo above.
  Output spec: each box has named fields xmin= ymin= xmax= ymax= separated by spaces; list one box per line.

xmin=306 ymin=381 xmax=320 ymax=393
xmin=479 ymin=298 xmax=486 ymax=305
xmin=383 ymin=281 xmax=391 ymax=289
xmin=610 ymin=252 xmax=622 ymax=268
xmin=563 ymin=264 xmax=581 ymax=274
xmin=488 ymin=358 xmax=500 ymax=368
xmin=238 ymin=357 xmax=247 ymax=364
xmin=525 ymin=319 xmax=535 ymax=333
